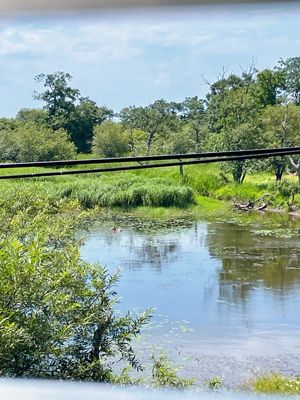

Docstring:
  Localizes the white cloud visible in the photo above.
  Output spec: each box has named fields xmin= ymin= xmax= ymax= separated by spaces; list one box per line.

xmin=0 ymin=2 xmax=300 ymax=116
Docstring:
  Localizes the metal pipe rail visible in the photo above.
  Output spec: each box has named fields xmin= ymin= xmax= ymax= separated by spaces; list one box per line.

xmin=0 ymin=147 xmax=299 ymax=169
xmin=0 ymin=147 xmax=299 ymax=180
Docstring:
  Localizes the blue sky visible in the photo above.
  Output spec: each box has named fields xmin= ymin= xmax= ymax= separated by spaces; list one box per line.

xmin=0 ymin=2 xmax=300 ymax=117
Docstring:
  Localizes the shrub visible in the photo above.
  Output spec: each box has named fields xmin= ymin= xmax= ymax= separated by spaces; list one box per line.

xmin=0 ymin=122 xmax=76 ymax=162
xmin=92 ymin=122 xmax=128 ymax=158
xmin=0 ymin=194 xmax=151 ymax=380
xmin=152 ymin=354 xmax=194 ymax=388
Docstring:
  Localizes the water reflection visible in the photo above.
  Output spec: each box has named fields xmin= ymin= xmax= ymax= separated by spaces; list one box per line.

xmin=80 ymin=218 xmax=300 ymax=352
xmin=206 ymin=223 xmax=300 ymax=304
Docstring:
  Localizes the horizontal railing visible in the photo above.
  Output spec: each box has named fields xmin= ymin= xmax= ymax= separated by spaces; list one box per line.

xmin=0 ymin=147 xmax=299 ymax=180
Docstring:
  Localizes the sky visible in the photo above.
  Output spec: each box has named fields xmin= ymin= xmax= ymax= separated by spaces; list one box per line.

xmin=0 ymin=2 xmax=300 ymax=117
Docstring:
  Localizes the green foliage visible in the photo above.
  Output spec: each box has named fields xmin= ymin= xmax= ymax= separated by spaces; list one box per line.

xmin=207 ymin=376 xmax=223 ymax=390
xmin=152 ymin=354 xmax=194 ymax=389
xmin=262 ymin=104 xmax=300 ymax=180
xmin=270 ymin=179 xmax=299 ymax=198
xmin=58 ymin=175 xmax=194 ymax=209
xmin=34 ymin=71 xmax=80 ymax=119
xmin=120 ymin=99 xmax=182 ymax=153
xmin=215 ymin=182 xmax=265 ymax=202
xmin=212 ymin=123 xmax=262 ymax=183
xmin=16 ymin=108 xmax=48 ymax=128
xmin=255 ymin=68 xmax=285 ymax=106
xmin=277 ymin=56 xmax=300 ymax=105
xmin=92 ymin=122 xmax=129 ymax=158
xmin=0 ymin=117 xmax=18 ymax=132
xmin=184 ymin=166 xmax=226 ymax=196
xmin=0 ymin=122 xmax=76 ymax=162
xmin=206 ymin=71 xmax=258 ymax=133
xmin=180 ymin=96 xmax=206 ymax=151
xmin=0 ymin=192 xmax=152 ymax=380
xmin=66 ymin=98 xmax=114 ymax=153
xmin=252 ymin=374 xmax=300 ymax=394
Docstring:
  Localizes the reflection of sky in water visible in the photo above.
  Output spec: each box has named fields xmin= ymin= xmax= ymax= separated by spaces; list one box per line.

xmin=80 ymin=220 xmax=300 ymax=354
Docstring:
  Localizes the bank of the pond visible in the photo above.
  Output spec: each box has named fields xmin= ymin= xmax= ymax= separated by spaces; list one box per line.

xmin=0 ymin=163 xmax=299 ymax=212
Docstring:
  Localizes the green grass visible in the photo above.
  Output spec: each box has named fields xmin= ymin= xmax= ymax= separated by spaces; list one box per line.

xmin=0 ymin=162 xmax=299 ymax=214
xmin=252 ymin=374 xmax=300 ymax=395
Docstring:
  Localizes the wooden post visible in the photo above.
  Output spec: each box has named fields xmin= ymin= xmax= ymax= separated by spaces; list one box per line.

xmin=179 ymin=163 xmax=183 ymax=176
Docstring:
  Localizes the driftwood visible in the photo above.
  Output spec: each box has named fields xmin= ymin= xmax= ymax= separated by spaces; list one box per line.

xmin=232 ymin=194 xmax=270 ymax=212
xmin=257 ymin=203 xmax=267 ymax=211
xmin=287 ymin=202 xmax=298 ymax=212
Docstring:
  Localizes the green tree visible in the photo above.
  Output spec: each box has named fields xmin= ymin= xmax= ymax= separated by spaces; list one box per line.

xmin=0 ymin=122 xmax=76 ymax=162
xmin=16 ymin=108 xmax=48 ymax=128
xmin=120 ymin=99 xmax=181 ymax=153
xmin=277 ymin=56 xmax=300 ymax=105
xmin=262 ymin=104 xmax=300 ymax=181
xmin=255 ymin=69 xmax=285 ymax=107
xmin=220 ymin=122 xmax=262 ymax=183
xmin=0 ymin=118 xmax=18 ymax=162
xmin=180 ymin=96 xmax=206 ymax=152
xmin=0 ymin=117 xmax=17 ymax=132
xmin=34 ymin=72 xmax=80 ymax=120
xmin=66 ymin=98 xmax=114 ymax=153
xmin=92 ymin=121 xmax=128 ymax=158
xmin=206 ymin=72 xmax=256 ymax=133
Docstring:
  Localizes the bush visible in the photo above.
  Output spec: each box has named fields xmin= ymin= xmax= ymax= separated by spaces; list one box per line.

xmin=0 ymin=194 xmax=151 ymax=380
xmin=92 ymin=122 xmax=129 ymax=158
xmin=152 ymin=354 xmax=194 ymax=388
xmin=270 ymin=179 xmax=299 ymax=198
xmin=0 ymin=122 xmax=76 ymax=162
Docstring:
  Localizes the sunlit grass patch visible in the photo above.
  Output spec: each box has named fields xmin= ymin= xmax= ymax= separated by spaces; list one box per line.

xmin=56 ymin=174 xmax=195 ymax=209
xmin=252 ymin=374 xmax=300 ymax=395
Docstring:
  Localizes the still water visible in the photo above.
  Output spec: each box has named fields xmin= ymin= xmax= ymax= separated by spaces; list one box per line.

xmin=80 ymin=216 xmax=300 ymax=382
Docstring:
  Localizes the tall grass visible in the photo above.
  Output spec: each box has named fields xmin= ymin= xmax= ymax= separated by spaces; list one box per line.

xmin=56 ymin=175 xmax=194 ymax=208
xmin=0 ymin=162 xmax=299 ymax=211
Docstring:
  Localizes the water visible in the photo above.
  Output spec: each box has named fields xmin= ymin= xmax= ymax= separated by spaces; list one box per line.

xmin=80 ymin=216 xmax=300 ymax=385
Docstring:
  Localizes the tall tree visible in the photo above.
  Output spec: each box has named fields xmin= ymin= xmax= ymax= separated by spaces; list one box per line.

xmin=66 ymin=98 xmax=113 ymax=153
xmin=34 ymin=72 xmax=80 ymax=129
xmin=205 ymin=72 xmax=257 ymax=133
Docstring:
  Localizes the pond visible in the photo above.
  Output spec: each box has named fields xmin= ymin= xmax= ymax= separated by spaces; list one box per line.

xmin=80 ymin=214 xmax=300 ymax=386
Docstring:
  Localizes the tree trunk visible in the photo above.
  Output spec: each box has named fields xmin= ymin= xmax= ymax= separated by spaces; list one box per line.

xmin=288 ymin=155 xmax=300 ymax=185
xmin=275 ymin=170 xmax=283 ymax=181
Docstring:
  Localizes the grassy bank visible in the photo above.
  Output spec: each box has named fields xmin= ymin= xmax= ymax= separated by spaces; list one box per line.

xmin=0 ymin=163 xmax=299 ymax=216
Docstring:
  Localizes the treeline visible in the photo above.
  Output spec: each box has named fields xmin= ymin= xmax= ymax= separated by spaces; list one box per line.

xmin=1 ymin=57 xmax=300 ymax=183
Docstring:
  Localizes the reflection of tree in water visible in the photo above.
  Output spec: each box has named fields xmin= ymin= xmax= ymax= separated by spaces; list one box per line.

xmin=100 ymin=230 xmax=180 ymax=273
xmin=131 ymin=237 xmax=179 ymax=272
xmin=206 ymin=223 xmax=300 ymax=303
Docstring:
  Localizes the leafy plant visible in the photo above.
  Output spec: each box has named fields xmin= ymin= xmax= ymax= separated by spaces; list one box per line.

xmin=207 ymin=376 xmax=223 ymax=390
xmin=151 ymin=354 xmax=195 ymax=389
xmin=0 ymin=195 xmax=152 ymax=381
